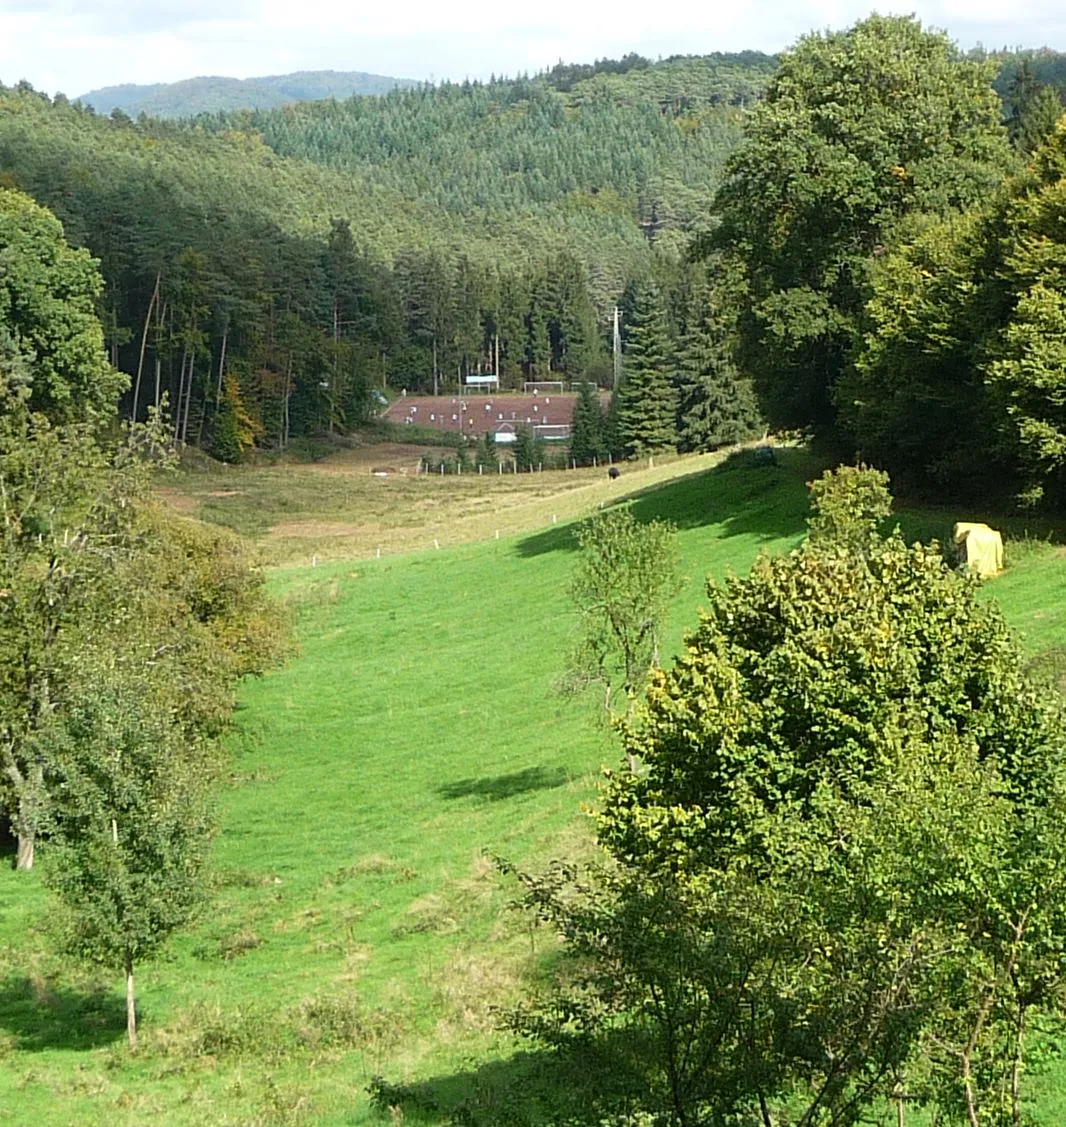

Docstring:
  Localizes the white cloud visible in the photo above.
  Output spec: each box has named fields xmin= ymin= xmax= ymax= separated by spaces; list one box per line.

xmin=0 ymin=0 xmax=1064 ymax=98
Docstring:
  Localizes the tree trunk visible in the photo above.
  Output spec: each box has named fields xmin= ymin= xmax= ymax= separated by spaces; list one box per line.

xmin=15 ymin=827 xmax=34 ymax=871
xmin=125 ymin=957 xmax=137 ymax=1050
xmin=215 ymin=324 xmax=228 ymax=418
xmin=181 ymin=351 xmax=195 ymax=444
xmin=1012 ymin=1003 xmax=1027 ymax=1127
xmin=154 ymin=299 xmax=168 ymax=409
xmin=282 ymin=354 xmax=293 ymax=450
xmin=174 ymin=345 xmax=188 ymax=441
xmin=132 ymin=272 xmax=160 ymax=423
xmin=331 ymin=300 xmax=339 ymax=435
xmin=13 ymin=766 xmax=42 ymax=871
xmin=196 ymin=348 xmax=211 ymax=446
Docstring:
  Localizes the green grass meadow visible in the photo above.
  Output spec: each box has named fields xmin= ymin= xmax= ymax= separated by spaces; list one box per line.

xmin=2 ymin=449 xmax=1066 ymax=1125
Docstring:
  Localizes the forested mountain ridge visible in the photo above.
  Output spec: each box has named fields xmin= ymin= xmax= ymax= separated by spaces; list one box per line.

xmin=76 ymin=70 xmax=419 ymax=118
xmin=191 ymin=54 xmax=777 ymax=252
xmin=0 ymin=52 xmax=777 ymax=459
xmin=8 ymin=31 xmax=1066 ymax=494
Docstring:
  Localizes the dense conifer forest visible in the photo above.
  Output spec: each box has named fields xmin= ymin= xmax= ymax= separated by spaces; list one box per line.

xmin=0 ymin=53 xmax=776 ymax=459
xmin=3 ymin=33 xmax=1066 ymax=499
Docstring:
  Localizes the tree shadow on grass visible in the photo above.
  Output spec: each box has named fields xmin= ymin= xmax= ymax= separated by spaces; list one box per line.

xmin=0 ymin=974 xmax=126 ymax=1051
xmin=368 ymin=1042 xmax=643 ymax=1126
xmin=516 ymin=447 xmax=818 ymax=558
xmin=436 ymin=766 xmax=570 ymax=803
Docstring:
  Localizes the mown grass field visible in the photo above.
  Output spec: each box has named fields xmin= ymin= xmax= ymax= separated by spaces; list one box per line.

xmin=2 ymin=447 xmax=1065 ymax=1126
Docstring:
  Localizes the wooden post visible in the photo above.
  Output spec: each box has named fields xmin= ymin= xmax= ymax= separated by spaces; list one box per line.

xmin=126 ymin=958 xmax=137 ymax=1051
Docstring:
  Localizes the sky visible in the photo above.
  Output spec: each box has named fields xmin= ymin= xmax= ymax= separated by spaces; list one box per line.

xmin=1 ymin=0 xmax=1064 ymax=98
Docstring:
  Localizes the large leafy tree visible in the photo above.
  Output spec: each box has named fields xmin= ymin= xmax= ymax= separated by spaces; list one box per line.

xmin=838 ymin=209 xmax=1014 ymax=496
xmin=514 ymin=468 xmax=1066 ymax=1126
xmin=0 ymin=404 xmax=153 ymax=869
xmin=0 ymin=408 xmax=285 ymax=872
xmin=0 ymin=188 xmax=126 ymax=424
xmin=0 ymin=205 xmax=285 ymax=870
xmin=712 ymin=15 xmax=1012 ymax=436
xmin=984 ymin=118 xmax=1066 ymax=504
xmin=847 ymin=115 xmax=1066 ymax=505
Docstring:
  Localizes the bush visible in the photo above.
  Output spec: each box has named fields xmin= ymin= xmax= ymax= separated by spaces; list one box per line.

xmin=512 ymin=467 xmax=1066 ymax=1127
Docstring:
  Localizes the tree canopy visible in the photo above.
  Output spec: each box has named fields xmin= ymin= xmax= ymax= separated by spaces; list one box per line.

xmin=845 ymin=113 xmax=1066 ymax=505
xmin=513 ymin=468 xmax=1066 ymax=1126
xmin=0 ymin=187 xmax=126 ymax=424
xmin=713 ymin=15 xmax=1013 ymax=437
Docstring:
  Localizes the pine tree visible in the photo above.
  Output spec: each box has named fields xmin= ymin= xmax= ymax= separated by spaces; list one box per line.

xmin=526 ymin=277 xmax=553 ymax=378
xmin=475 ymin=430 xmax=498 ymax=469
xmin=615 ymin=282 xmax=677 ymax=456
xmin=674 ymin=288 xmax=762 ymax=452
xmin=513 ymin=423 xmax=544 ymax=471
xmin=569 ymin=380 xmax=606 ymax=465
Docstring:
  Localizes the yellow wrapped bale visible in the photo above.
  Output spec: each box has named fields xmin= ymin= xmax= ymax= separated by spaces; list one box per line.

xmin=952 ymin=522 xmax=1004 ymax=578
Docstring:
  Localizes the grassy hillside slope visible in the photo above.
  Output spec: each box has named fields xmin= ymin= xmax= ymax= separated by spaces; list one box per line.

xmin=0 ymin=450 xmax=1064 ymax=1125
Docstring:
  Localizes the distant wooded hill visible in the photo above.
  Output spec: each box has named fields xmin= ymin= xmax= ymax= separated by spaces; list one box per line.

xmin=0 ymin=52 xmax=778 ymax=455
xmin=6 ymin=42 xmax=1065 ymax=465
xmin=76 ymin=70 xmax=419 ymax=118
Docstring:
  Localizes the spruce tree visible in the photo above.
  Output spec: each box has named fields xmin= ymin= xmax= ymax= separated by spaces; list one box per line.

xmin=526 ymin=278 xmax=553 ymax=377
xmin=513 ymin=424 xmax=544 ymax=471
xmin=569 ymin=380 xmax=606 ymax=465
xmin=1007 ymin=61 xmax=1065 ymax=153
xmin=674 ymin=286 xmax=762 ymax=452
xmin=615 ymin=282 xmax=677 ymax=456
xmin=475 ymin=430 xmax=498 ymax=469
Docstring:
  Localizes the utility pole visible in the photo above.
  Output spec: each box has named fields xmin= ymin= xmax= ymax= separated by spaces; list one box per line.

xmin=331 ymin=300 xmax=339 ymax=435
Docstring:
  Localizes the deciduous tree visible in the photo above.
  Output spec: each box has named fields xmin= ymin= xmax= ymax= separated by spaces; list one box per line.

xmin=40 ymin=665 xmax=213 ymax=1050
xmin=0 ymin=188 xmax=126 ymax=424
xmin=713 ymin=15 xmax=1012 ymax=437
xmin=516 ymin=468 xmax=1066 ymax=1126
xmin=561 ymin=507 xmax=680 ymax=713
